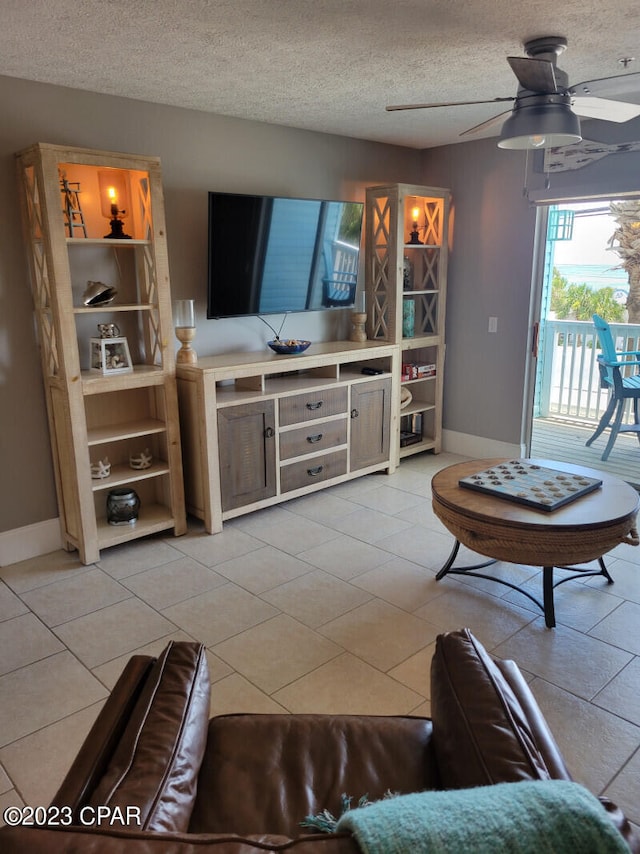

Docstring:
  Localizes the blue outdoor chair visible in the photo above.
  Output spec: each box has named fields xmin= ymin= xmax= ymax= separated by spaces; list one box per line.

xmin=586 ymin=313 xmax=640 ymax=460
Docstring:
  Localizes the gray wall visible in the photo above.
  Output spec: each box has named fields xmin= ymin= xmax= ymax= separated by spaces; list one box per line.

xmin=419 ymin=139 xmax=537 ymax=445
xmin=0 ymin=75 xmax=421 ymax=533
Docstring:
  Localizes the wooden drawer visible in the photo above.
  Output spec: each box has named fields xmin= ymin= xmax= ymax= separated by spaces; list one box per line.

xmin=279 ymin=387 xmax=348 ymax=426
xmin=279 ymin=418 xmax=347 ymax=461
xmin=280 ymin=450 xmax=348 ymax=493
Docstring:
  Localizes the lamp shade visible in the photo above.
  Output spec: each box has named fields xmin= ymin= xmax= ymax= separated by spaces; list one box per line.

xmin=498 ymin=99 xmax=581 ymax=150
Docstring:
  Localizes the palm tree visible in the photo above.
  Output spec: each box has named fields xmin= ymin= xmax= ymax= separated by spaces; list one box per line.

xmin=609 ymin=200 xmax=640 ymax=322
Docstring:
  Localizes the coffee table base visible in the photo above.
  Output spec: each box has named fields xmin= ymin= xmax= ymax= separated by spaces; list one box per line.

xmin=436 ymin=539 xmax=614 ymax=628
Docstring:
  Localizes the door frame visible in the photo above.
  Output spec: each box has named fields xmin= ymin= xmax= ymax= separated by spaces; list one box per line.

xmin=521 ymin=193 xmax=640 ymax=460
xmin=521 ymin=204 xmax=550 ymax=456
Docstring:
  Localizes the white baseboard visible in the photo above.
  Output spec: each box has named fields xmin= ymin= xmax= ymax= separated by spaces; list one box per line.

xmin=0 ymin=518 xmax=62 ymax=567
xmin=442 ymin=429 xmax=524 ymax=460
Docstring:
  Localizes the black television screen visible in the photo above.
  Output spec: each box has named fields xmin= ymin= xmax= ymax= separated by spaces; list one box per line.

xmin=207 ymin=192 xmax=364 ymax=318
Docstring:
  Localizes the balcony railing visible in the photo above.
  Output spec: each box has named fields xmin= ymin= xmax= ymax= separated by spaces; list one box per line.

xmin=536 ymin=319 xmax=640 ymax=423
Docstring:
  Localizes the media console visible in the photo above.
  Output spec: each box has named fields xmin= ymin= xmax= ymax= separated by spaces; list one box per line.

xmin=177 ymin=341 xmax=399 ymax=533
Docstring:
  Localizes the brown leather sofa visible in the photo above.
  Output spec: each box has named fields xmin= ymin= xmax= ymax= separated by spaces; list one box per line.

xmin=1 ymin=628 xmax=636 ymax=852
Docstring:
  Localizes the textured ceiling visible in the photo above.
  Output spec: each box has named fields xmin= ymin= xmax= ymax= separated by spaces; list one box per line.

xmin=2 ymin=0 xmax=640 ymax=149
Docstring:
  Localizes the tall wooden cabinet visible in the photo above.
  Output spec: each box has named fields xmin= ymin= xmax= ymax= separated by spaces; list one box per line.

xmin=365 ymin=184 xmax=450 ymax=458
xmin=16 ymin=143 xmax=186 ymax=564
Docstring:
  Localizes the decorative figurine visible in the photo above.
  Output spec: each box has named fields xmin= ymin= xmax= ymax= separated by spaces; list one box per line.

xmin=129 ymin=448 xmax=153 ymax=470
xmin=91 ymin=458 xmax=111 ymax=479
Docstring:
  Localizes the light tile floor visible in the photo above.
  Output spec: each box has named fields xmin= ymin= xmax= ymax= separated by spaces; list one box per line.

xmin=1 ymin=452 xmax=640 ymax=829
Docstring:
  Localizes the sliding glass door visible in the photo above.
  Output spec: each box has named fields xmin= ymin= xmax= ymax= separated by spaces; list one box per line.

xmin=526 ymin=197 xmax=640 ymax=485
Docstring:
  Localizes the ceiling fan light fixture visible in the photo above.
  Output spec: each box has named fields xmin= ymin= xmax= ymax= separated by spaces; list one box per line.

xmin=497 ymin=100 xmax=582 ymax=150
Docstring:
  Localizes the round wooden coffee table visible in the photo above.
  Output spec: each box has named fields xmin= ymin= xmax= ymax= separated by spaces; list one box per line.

xmin=431 ymin=458 xmax=639 ymax=627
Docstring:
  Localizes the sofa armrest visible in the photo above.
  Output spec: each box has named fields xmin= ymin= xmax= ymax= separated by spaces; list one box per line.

xmin=493 ymin=659 xmax=571 ymax=781
xmin=51 ymin=654 xmax=155 ymax=814
xmin=430 ymin=629 xmax=640 ymax=852
xmin=47 ymin=642 xmax=210 ymax=836
xmin=600 ymin=798 xmax=640 ymax=854
xmin=430 ymin=628 xmax=570 ymax=787
xmin=88 ymin=641 xmax=210 ymax=833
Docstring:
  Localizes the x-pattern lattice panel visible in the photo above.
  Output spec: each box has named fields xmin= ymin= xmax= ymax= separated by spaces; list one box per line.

xmin=141 ymin=243 xmax=162 ymax=364
xmin=24 ymin=166 xmax=59 ymax=376
xmin=421 ymin=199 xmax=443 ymax=246
xmin=416 ymin=248 xmax=440 ymax=291
xmin=39 ymin=311 xmax=59 ymax=376
xmin=416 ymin=292 xmax=438 ymax=335
xmin=370 ymin=196 xmax=392 ymax=340
xmin=136 ymin=176 xmax=153 ymax=241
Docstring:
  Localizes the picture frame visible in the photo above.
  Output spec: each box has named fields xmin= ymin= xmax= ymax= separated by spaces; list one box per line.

xmin=89 ymin=336 xmax=133 ymax=375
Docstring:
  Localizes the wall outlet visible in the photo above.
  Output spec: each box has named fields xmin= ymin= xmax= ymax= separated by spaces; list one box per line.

xmin=488 ymin=316 xmax=498 ymax=333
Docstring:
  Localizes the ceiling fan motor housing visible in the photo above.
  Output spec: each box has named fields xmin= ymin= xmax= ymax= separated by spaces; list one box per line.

xmin=498 ymin=95 xmax=581 ymax=148
xmin=524 ymin=36 xmax=568 ymax=60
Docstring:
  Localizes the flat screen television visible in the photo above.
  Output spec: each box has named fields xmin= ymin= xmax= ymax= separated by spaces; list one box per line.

xmin=207 ymin=192 xmax=365 ymax=318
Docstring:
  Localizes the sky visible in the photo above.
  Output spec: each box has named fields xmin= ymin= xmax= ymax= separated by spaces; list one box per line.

xmin=552 ymin=202 xmax=620 ymax=268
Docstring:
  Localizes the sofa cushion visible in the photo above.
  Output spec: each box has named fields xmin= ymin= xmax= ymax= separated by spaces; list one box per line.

xmin=430 ymin=628 xmax=552 ymax=788
xmin=89 ymin=641 xmax=210 ymax=832
xmin=190 ymin=714 xmax=437 ymax=837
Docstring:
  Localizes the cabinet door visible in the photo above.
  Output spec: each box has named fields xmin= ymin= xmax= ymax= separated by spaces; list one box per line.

xmin=350 ymin=378 xmax=392 ymax=471
xmin=218 ymin=401 xmax=276 ymax=511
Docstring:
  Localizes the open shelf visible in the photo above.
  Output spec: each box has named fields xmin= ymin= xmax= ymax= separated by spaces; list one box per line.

xmin=67 ymin=238 xmax=150 ymax=246
xmin=87 ymin=417 xmax=166 ymax=446
xmin=97 ymin=503 xmax=177 ymax=549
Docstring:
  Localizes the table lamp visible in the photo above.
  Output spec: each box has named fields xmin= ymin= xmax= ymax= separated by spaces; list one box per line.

xmin=98 ymin=170 xmax=132 ymax=239
xmin=408 ymin=205 xmax=423 ymax=244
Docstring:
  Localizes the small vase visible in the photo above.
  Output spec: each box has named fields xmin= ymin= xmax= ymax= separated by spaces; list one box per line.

xmin=106 ymin=488 xmax=140 ymax=526
xmin=403 ymin=299 xmax=415 ymax=338
xmin=403 ymin=256 xmax=414 ymax=291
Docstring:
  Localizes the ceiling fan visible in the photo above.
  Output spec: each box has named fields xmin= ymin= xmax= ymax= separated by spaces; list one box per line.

xmin=387 ymin=36 xmax=640 ymax=149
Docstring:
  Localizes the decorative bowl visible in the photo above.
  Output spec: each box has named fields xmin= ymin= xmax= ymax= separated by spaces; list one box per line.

xmin=268 ymin=339 xmax=311 ymax=355
xmin=83 ymin=280 xmax=118 ymax=306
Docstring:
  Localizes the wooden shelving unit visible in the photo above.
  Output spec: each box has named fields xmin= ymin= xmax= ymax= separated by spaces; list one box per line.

xmin=16 ymin=143 xmax=186 ymax=564
xmin=364 ymin=183 xmax=450 ymax=458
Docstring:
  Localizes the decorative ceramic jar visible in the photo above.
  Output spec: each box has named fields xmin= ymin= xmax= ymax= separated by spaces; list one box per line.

xmin=403 ymin=255 xmax=413 ymax=291
xmin=106 ymin=488 xmax=140 ymax=526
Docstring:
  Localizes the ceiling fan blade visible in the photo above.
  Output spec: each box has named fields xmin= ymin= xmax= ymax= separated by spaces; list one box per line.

xmin=459 ymin=109 xmax=513 ymax=137
xmin=507 ymin=56 xmax=557 ymax=93
xmin=572 ymin=96 xmax=640 ymax=123
xmin=570 ymin=72 xmax=640 ymax=98
xmin=386 ymin=97 xmax=514 ymax=112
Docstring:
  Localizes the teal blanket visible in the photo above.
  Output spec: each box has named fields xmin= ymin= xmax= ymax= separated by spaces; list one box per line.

xmin=335 ymin=781 xmax=628 ymax=854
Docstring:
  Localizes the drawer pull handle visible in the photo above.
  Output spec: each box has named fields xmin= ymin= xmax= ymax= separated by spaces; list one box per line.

xmin=351 ymin=408 xmax=359 ymax=418
xmin=307 ymin=465 xmax=324 ymax=477
xmin=306 ymin=401 xmax=323 ymax=410
xmin=307 ymin=433 xmax=323 ymax=444
xmin=264 ymin=427 xmax=275 ymax=439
